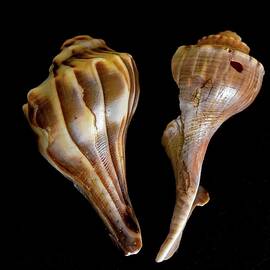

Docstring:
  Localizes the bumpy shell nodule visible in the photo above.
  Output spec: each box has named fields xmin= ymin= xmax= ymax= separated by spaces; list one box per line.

xmin=156 ymin=31 xmax=264 ymax=262
xmin=23 ymin=35 xmax=141 ymax=255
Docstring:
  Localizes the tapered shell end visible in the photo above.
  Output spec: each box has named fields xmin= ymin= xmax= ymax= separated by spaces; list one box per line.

xmin=197 ymin=31 xmax=250 ymax=54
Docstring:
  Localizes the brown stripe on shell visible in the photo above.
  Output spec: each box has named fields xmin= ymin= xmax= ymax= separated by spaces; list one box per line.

xmin=70 ymin=56 xmax=139 ymax=224
xmin=54 ymin=63 xmax=127 ymax=214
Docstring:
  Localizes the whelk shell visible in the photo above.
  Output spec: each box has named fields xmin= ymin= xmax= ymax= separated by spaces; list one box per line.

xmin=23 ymin=35 xmax=142 ymax=255
xmin=156 ymin=31 xmax=264 ymax=262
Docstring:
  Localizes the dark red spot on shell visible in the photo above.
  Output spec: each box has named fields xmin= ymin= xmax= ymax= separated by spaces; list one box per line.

xmin=230 ymin=61 xmax=243 ymax=72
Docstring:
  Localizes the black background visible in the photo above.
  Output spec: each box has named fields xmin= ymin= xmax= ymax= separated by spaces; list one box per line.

xmin=5 ymin=2 xmax=270 ymax=269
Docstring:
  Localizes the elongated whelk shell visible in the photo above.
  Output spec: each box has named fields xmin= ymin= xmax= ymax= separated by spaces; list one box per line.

xmin=23 ymin=35 xmax=142 ymax=255
xmin=156 ymin=31 xmax=264 ymax=262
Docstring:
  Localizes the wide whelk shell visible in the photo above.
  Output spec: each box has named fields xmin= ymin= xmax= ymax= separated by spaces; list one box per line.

xmin=156 ymin=31 xmax=264 ymax=262
xmin=23 ymin=35 xmax=142 ymax=255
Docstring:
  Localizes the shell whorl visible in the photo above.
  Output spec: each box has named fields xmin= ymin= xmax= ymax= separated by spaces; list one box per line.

xmin=172 ymin=31 xmax=264 ymax=122
xmin=197 ymin=31 xmax=250 ymax=54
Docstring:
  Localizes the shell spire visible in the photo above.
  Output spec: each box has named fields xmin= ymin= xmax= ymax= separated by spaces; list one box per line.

xmin=156 ymin=31 xmax=264 ymax=262
xmin=23 ymin=35 xmax=142 ymax=255
xmin=197 ymin=30 xmax=250 ymax=54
